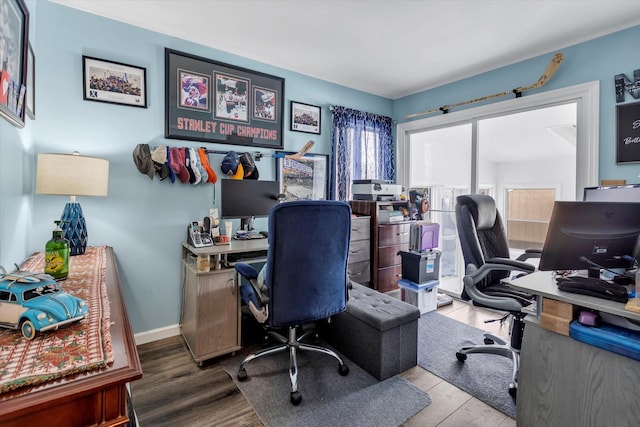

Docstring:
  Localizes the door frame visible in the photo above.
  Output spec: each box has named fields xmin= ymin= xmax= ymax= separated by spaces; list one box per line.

xmin=396 ymin=81 xmax=600 ymax=197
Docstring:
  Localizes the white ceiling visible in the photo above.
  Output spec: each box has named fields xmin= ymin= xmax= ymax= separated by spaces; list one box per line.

xmin=51 ymin=0 xmax=640 ymax=99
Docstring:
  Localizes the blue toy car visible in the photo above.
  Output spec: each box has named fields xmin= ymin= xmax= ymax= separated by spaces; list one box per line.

xmin=0 ymin=267 xmax=88 ymax=340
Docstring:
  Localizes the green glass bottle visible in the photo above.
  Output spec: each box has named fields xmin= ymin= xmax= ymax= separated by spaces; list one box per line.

xmin=45 ymin=220 xmax=70 ymax=280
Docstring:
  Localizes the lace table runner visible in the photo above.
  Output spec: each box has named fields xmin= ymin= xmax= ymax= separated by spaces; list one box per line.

xmin=0 ymin=246 xmax=114 ymax=393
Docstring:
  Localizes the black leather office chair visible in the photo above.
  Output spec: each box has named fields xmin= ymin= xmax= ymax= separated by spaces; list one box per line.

xmin=234 ymin=200 xmax=351 ymax=405
xmin=454 ymin=194 xmax=540 ymax=398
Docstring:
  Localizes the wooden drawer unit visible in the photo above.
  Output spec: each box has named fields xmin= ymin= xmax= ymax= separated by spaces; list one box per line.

xmin=348 ymin=216 xmax=371 ymax=285
xmin=181 ymin=263 xmax=241 ymax=365
xmin=349 ymin=200 xmax=412 ymax=292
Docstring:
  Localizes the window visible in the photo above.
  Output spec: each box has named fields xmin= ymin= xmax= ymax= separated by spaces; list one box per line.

xmin=330 ymin=106 xmax=394 ymax=200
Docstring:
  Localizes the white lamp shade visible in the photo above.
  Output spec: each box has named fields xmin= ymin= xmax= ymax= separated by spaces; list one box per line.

xmin=36 ymin=153 xmax=109 ymax=197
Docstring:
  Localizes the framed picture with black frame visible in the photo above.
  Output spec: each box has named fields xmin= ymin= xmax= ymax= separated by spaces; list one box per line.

xmin=26 ymin=42 xmax=34 ymax=119
xmin=165 ymin=48 xmax=285 ymax=149
xmin=290 ymin=101 xmax=321 ymax=134
xmin=82 ymin=56 xmax=147 ymax=108
xmin=616 ymin=101 xmax=640 ymax=164
xmin=0 ymin=0 xmax=29 ymax=128
xmin=276 ymin=152 xmax=328 ymax=200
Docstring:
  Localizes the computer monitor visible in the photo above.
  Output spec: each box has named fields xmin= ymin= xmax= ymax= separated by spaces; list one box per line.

xmin=221 ymin=179 xmax=280 ymax=231
xmin=583 ymin=184 xmax=640 ymax=202
xmin=539 ymin=201 xmax=640 ymax=274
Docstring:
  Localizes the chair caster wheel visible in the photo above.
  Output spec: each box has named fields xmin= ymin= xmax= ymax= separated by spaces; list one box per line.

xmin=484 ymin=338 xmax=494 ymax=345
xmin=237 ymin=368 xmax=248 ymax=382
xmin=290 ymin=391 xmax=302 ymax=405
xmin=338 ymin=363 xmax=349 ymax=376
xmin=509 ymin=386 xmax=517 ymax=400
xmin=456 ymin=352 xmax=467 ymax=362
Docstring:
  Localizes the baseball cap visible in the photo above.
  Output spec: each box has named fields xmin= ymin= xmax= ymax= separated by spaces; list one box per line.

xmin=240 ymin=152 xmax=259 ymax=179
xmin=221 ymin=151 xmax=243 ymax=179
xmin=132 ymin=144 xmax=155 ymax=180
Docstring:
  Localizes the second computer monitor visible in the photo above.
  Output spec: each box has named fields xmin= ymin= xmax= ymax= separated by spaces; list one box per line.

xmin=539 ymin=201 xmax=640 ymax=272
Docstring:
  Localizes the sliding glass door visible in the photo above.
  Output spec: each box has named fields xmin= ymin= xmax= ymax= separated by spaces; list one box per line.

xmin=404 ymin=102 xmax=579 ymax=296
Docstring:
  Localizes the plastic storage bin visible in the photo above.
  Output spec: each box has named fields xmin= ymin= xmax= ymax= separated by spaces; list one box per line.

xmin=398 ymin=278 xmax=439 ymax=314
xmin=569 ymin=320 xmax=640 ymax=361
xmin=399 ymin=250 xmax=441 ymax=283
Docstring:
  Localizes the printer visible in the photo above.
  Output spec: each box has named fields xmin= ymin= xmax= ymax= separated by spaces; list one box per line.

xmin=352 ymin=179 xmax=403 ymax=201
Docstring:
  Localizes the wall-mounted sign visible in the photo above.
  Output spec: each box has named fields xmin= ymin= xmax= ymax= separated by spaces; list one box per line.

xmin=165 ymin=48 xmax=284 ymax=149
xmin=616 ymin=101 xmax=640 ymax=164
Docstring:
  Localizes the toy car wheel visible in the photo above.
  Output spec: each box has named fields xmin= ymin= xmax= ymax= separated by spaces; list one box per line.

xmin=21 ymin=320 xmax=37 ymax=340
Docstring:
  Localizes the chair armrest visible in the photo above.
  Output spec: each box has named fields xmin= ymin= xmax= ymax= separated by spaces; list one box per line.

xmin=516 ymin=248 xmax=542 ymax=262
xmin=235 ymin=263 xmax=269 ymax=307
xmin=485 ymin=257 xmax=536 ymax=273
xmin=463 ymin=261 xmax=534 ymax=312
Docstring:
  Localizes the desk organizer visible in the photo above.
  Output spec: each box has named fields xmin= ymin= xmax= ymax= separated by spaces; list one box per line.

xmin=569 ymin=320 xmax=640 ymax=361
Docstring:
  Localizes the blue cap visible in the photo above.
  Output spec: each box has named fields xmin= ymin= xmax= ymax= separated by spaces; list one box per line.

xmin=221 ymin=151 xmax=240 ymax=176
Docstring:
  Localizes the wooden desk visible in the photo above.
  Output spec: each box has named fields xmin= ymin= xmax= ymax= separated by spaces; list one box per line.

xmin=504 ymin=271 xmax=640 ymax=426
xmin=0 ymin=247 xmax=142 ymax=427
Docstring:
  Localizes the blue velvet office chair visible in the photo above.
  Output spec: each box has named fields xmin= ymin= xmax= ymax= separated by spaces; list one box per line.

xmin=455 ymin=194 xmax=540 ymax=399
xmin=234 ymin=200 xmax=351 ymax=405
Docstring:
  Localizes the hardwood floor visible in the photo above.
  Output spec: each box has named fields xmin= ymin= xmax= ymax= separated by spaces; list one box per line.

xmin=130 ymin=298 xmax=517 ymax=426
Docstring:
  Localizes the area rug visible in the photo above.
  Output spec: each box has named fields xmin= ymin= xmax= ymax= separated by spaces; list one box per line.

xmin=417 ymin=311 xmax=516 ymax=418
xmin=0 ymin=246 xmax=114 ymax=393
xmin=220 ymin=345 xmax=431 ymax=427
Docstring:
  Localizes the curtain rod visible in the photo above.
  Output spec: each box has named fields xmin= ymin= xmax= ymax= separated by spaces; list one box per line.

xmin=329 ymin=105 xmax=397 ymax=124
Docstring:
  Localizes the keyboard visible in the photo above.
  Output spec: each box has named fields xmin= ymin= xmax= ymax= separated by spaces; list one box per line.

xmin=226 ymin=250 xmax=268 ymax=263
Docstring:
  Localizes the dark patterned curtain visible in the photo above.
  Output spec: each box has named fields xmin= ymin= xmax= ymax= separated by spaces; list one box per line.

xmin=330 ymin=106 xmax=394 ymax=201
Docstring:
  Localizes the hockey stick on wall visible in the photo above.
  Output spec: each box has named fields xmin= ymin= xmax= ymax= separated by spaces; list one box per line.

xmin=255 ymin=140 xmax=315 ymax=161
xmin=404 ymin=53 xmax=564 ymax=120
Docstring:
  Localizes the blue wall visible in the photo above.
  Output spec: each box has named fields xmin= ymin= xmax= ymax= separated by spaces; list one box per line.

xmin=1 ymin=0 xmax=639 ymax=337
xmin=394 ymin=25 xmax=640 ymax=184
xmin=4 ymin=1 xmax=391 ymax=335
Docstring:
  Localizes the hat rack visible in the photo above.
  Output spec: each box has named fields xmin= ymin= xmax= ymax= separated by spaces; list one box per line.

xmin=204 ymin=139 xmax=315 ymax=162
xmin=203 ymin=149 xmax=275 ymax=161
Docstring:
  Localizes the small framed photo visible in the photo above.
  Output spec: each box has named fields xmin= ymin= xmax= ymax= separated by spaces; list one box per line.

xmin=290 ymin=101 xmax=321 ymax=134
xmin=82 ymin=56 xmax=147 ymax=108
xmin=276 ymin=152 xmax=328 ymax=200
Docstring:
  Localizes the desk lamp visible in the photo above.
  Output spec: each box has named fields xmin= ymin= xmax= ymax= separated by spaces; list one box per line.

xmin=36 ymin=152 xmax=109 ymax=256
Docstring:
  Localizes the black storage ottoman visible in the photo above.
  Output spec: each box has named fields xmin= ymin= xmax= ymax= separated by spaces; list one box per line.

xmin=323 ymin=282 xmax=420 ymax=380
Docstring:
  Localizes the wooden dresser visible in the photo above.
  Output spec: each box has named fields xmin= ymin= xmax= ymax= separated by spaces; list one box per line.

xmin=350 ymin=201 xmax=412 ymax=293
xmin=0 ymin=247 xmax=142 ymax=427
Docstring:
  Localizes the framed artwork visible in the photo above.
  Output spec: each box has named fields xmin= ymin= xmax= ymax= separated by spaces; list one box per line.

xmin=290 ymin=101 xmax=321 ymax=134
xmin=25 ymin=42 xmax=33 ymax=119
xmin=616 ymin=101 xmax=640 ymax=164
xmin=276 ymin=152 xmax=328 ymax=200
xmin=165 ymin=48 xmax=284 ymax=149
xmin=0 ymin=0 xmax=29 ymax=128
xmin=82 ymin=56 xmax=147 ymax=108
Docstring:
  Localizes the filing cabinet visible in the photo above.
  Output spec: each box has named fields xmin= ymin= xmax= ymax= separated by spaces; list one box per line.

xmin=349 ymin=200 xmax=412 ymax=292
xmin=348 ymin=216 xmax=371 ymax=285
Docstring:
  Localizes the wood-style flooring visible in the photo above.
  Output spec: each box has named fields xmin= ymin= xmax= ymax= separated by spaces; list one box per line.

xmin=130 ymin=298 xmax=517 ymax=427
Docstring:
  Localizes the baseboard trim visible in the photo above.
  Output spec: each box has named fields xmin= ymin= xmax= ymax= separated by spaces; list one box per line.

xmin=134 ymin=324 xmax=180 ymax=345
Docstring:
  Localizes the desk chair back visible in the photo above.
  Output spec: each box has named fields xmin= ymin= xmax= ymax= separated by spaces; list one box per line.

xmin=265 ymin=200 xmax=351 ymax=328
xmin=456 ymin=194 xmax=511 ymax=299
